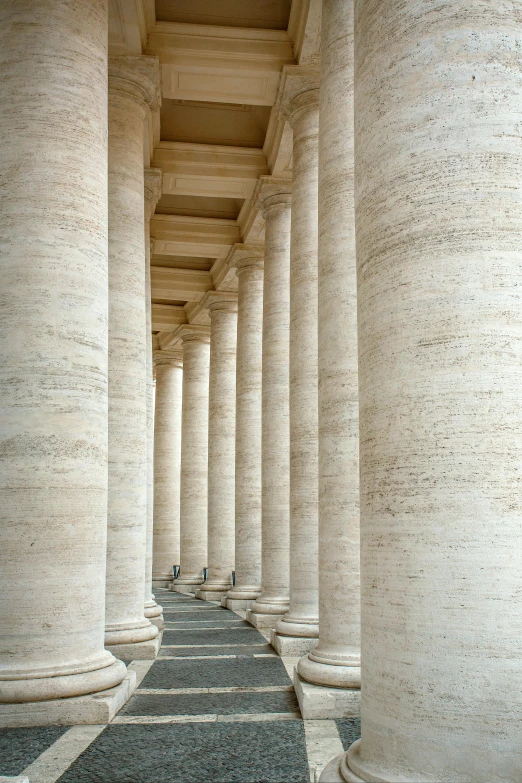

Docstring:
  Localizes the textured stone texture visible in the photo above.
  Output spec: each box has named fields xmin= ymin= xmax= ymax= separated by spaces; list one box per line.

xmin=55 ymin=722 xmax=310 ymax=783
xmin=162 ymin=627 xmax=267 ymax=648
xmin=274 ymin=69 xmax=320 ymax=646
xmin=335 ymin=720 xmax=361 ymax=752
xmin=298 ymin=0 xmax=361 ymax=693
xmin=158 ymin=645 xmax=274 ymax=658
xmin=197 ymin=293 xmax=238 ymax=598
xmin=0 ymin=0 xmax=126 ymax=707
xmin=346 ymin=2 xmax=522 ymax=782
xmin=119 ymin=690 xmax=299 ymax=716
xmin=226 ymin=251 xmax=264 ymax=604
xmin=139 ymin=656 xmax=290 ymax=690
xmin=293 ymin=673 xmax=360 ymax=720
xmin=174 ymin=328 xmax=210 ymax=590
xmin=152 ymin=352 xmax=183 ymax=587
xmin=143 ymin=171 xmax=163 ymax=626
xmin=105 ymin=56 xmax=160 ymax=656
xmin=249 ymin=178 xmax=292 ymax=624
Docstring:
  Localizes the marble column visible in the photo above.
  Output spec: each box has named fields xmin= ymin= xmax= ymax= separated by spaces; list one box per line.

xmin=196 ymin=292 xmax=238 ymax=601
xmin=272 ymin=68 xmax=321 ymax=656
xmin=0 ymin=0 xmax=128 ymax=722
xmin=247 ymin=178 xmax=292 ymax=629
xmin=152 ymin=351 xmax=183 ymax=588
xmin=172 ymin=326 xmax=210 ymax=594
xmin=143 ymin=169 xmax=163 ymax=629
xmin=295 ymin=0 xmax=361 ymax=719
xmin=104 ymin=56 xmax=160 ymax=660
xmin=225 ymin=247 xmax=264 ymax=610
xmin=321 ymin=2 xmax=522 ymax=781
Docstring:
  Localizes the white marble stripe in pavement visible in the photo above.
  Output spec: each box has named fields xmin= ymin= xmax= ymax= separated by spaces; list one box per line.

xmin=161 ymin=642 xmax=268 ymax=649
xmin=137 ymin=685 xmax=294 ymax=695
xmin=19 ymin=725 xmax=106 ymax=783
xmin=111 ymin=712 xmax=301 ymax=725
xmin=303 ymin=720 xmax=345 ymax=783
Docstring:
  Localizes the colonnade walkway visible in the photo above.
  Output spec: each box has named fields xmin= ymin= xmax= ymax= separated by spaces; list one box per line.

xmin=0 ymin=591 xmax=360 ymax=782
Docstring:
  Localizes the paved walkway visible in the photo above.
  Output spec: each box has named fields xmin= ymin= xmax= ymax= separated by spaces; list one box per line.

xmin=0 ymin=590 xmax=360 ymax=782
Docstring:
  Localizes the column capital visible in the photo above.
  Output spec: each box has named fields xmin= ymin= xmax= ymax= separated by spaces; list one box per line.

xmin=225 ymin=243 xmax=264 ymax=277
xmin=200 ymin=290 xmax=238 ymax=315
xmin=153 ymin=349 xmax=183 ymax=368
xmin=254 ymin=176 xmax=292 ymax=216
xmin=109 ymin=55 xmax=161 ymax=114
xmin=144 ymin=168 xmax=163 ymax=221
xmin=276 ymin=65 xmax=320 ymax=126
xmin=178 ymin=324 xmax=211 ymax=345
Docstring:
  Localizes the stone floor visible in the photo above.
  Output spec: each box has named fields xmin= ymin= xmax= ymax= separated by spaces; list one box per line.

xmin=0 ymin=590 xmax=360 ymax=782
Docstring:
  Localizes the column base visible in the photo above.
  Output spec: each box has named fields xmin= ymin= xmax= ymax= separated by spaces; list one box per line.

xmin=152 ymin=579 xmax=172 ymax=589
xmin=319 ymin=754 xmax=346 ymax=783
xmin=246 ymin=609 xmax=281 ymax=628
xmin=107 ymin=632 xmax=161 ymax=660
xmin=270 ymin=629 xmax=318 ymax=657
xmin=170 ymin=583 xmax=198 ymax=595
xmin=293 ymin=671 xmax=360 ymax=719
xmin=225 ymin=597 xmax=256 ymax=611
xmin=195 ymin=588 xmax=228 ymax=601
xmin=144 ymin=601 xmax=164 ymax=630
xmin=0 ymin=670 xmax=136 ymax=728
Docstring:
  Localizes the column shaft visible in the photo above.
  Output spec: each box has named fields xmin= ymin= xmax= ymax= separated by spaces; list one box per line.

xmin=153 ymin=354 xmax=183 ymax=587
xmin=173 ymin=329 xmax=210 ymax=593
xmin=274 ymin=71 xmax=320 ymax=654
xmin=297 ymin=0 xmax=361 ymax=695
xmin=322 ymin=2 xmax=522 ymax=781
xmin=105 ymin=57 xmax=160 ymax=658
xmin=248 ymin=180 xmax=292 ymax=628
xmin=196 ymin=294 xmax=238 ymax=600
xmin=226 ymin=252 xmax=264 ymax=608
xmin=0 ymin=0 xmax=126 ymax=708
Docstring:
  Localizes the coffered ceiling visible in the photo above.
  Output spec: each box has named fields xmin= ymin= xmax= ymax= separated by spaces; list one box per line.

xmin=109 ymin=0 xmax=321 ymax=345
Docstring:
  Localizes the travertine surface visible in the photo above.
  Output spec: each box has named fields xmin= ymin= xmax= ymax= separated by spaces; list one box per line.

xmin=226 ymin=250 xmax=264 ymax=605
xmin=274 ymin=69 xmax=320 ymax=645
xmin=105 ymin=56 xmax=160 ymax=656
xmin=0 ymin=0 xmax=126 ymax=708
xmin=329 ymin=2 xmax=522 ymax=781
xmin=143 ymin=171 xmax=163 ymax=625
xmin=197 ymin=293 xmax=238 ymax=599
xmin=298 ymin=0 xmax=360 ymax=693
xmin=174 ymin=327 xmax=210 ymax=590
xmin=248 ymin=178 xmax=292 ymax=626
xmin=152 ymin=352 xmax=183 ymax=586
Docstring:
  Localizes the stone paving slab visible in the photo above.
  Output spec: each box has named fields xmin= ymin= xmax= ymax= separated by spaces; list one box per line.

xmin=164 ymin=619 xmax=251 ymax=629
xmin=119 ymin=690 xmax=300 ymax=716
xmin=0 ymin=727 xmax=68 ymax=775
xmin=162 ymin=627 xmax=264 ymax=646
xmin=335 ymin=718 xmax=361 ymax=750
xmin=161 ymin=609 xmax=226 ymax=619
xmin=56 ymin=721 xmax=310 ymax=783
xmin=139 ymin=657 xmax=291 ymax=690
xmin=158 ymin=644 xmax=275 ymax=657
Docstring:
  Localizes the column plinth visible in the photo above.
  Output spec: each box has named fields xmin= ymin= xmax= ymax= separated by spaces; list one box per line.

xmin=196 ymin=292 xmax=238 ymax=601
xmin=322 ymin=1 xmax=522 ymax=780
xmin=247 ymin=180 xmax=292 ymax=628
xmin=105 ymin=56 xmax=161 ymax=659
xmin=224 ymin=248 xmax=264 ymax=610
xmin=152 ymin=351 xmax=183 ymax=590
xmin=172 ymin=327 xmax=210 ymax=594
xmin=0 ymin=0 xmax=129 ymax=721
xmin=296 ymin=0 xmax=361 ymax=717
xmin=270 ymin=69 xmax=321 ymax=655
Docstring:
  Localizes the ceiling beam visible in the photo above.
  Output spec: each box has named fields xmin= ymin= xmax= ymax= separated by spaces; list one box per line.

xmin=151 ymin=267 xmax=213 ymax=302
xmin=150 ymin=214 xmax=241 ymax=258
xmin=146 ymin=22 xmax=295 ymax=106
xmin=151 ymin=303 xmax=187 ymax=331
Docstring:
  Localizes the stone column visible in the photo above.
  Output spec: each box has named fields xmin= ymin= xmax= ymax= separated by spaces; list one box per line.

xmin=0 ymin=0 xmax=128 ymax=722
xmin=295 ymin=0 xmax=361 ymax=720
xmin=172 ymin=326 xmax=210 ymax=594
xmin=247 ymin=178 xmax=292 ymax=629
xmin=321 ymin=2 xmax=522 ymax=782
xmin=152 ymin=350 xmax=183 ymax=588
xmin=272 ymin=68 xmax=321 ymax=656
xmin=196 ymin=292 xmax=238 ymax=601
xmin=225 ymin=247 xmax=264 ymax=611
xmin=143 ymin=169 xmax=163 ymax=629
xmin=104 ymin=56 xmax=160 ymax=660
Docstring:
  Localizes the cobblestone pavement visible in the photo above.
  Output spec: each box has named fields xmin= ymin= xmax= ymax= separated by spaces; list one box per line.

xmin=0 ymin=590 xmax=360 ymax=782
